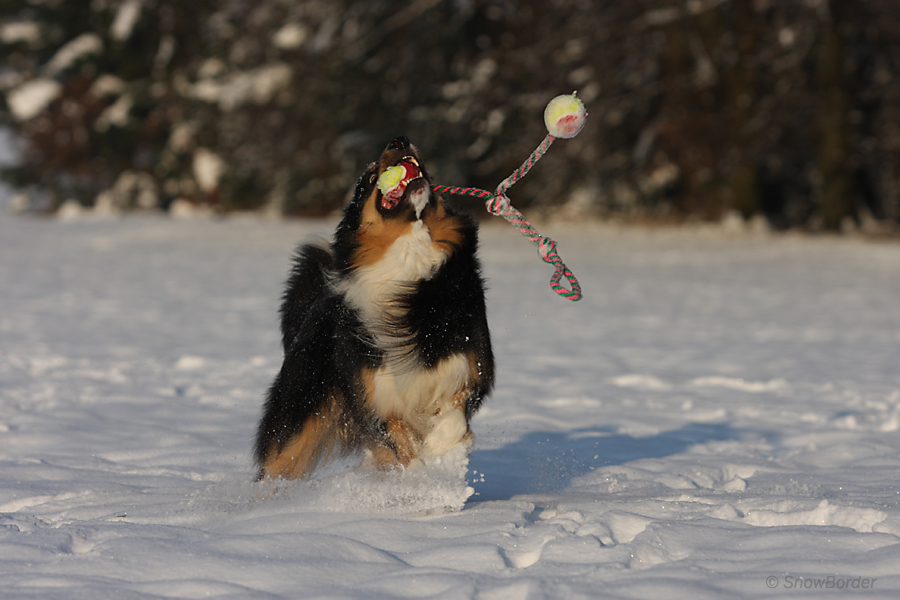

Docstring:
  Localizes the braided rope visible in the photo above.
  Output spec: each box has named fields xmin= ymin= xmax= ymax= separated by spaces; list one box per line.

xmin=495 ymin=134 xmax=555 ymax=199
xmin=431 ymin=132 xmax=582 ymax=301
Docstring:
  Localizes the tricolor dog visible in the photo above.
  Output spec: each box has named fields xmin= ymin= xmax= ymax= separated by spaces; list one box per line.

xmin=255 ymin=136 xmax=493 ymax=481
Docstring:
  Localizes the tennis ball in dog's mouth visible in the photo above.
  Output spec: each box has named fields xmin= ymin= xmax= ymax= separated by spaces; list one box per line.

xmin=377 ymin=162 xmax=422 ymax=209
xmin=543 ymin=93 xmax=587 ymax=139
xmin=378 ymin=165 xmax=406 ymax=198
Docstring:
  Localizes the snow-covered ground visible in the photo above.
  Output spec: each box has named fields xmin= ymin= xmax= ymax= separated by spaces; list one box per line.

xmin=1 ymin=213 xmax=899 ymax=599
xmin=0 ymin=128 xmax=17 ymax=212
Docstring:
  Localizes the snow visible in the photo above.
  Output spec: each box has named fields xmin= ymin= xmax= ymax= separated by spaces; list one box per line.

xmin=89 ymin=74 xmax=128 ymax=98
xmin=110 ymin=0 xmax=143 ymax=43
xmin=6 ymin=79 xmax=61 ymax=122
xmin=273 ymin=23 xmax=310 ymax=50
xmin=43 ymin=33 xmax=103 ymax=77
xmin=191 ymin=148 xmax=226 ymax=194
xmin=94 ymin=93 xmax=134 ymax=131
xmin=1 ymin=214 xmax=899 ymax=598
xmin=5 ymin=32 xmax=104 ymax=121
xmin=0 ymin=21 xmax=41 ymax=46
xmin=0 ymin=129 xmax=16 ymax=211
xmin=186 ymin=64 xmax=293 ymax=111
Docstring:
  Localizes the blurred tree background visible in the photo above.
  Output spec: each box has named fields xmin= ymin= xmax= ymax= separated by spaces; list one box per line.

xmin=1 ymin=0 xmax=898 ymax=231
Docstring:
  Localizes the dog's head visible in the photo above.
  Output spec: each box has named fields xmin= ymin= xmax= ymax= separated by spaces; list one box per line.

xmin=360 ymin=135 xmax=436 ymax=222
xmin=335 ymin=136 xmax=464 ymax=273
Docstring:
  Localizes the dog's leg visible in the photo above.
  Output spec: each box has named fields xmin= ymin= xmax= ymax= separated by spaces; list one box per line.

xmin=258 ymin=403 xmax=339 ymax=480
xmin=424 ymin=388 xmax=474 ymax=456
xmin=371 ymin=417 xmax=423 ymax=471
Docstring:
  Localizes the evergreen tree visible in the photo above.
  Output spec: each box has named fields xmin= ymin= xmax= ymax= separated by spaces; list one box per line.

xmin=0 ymin=0 xmax=898 ymax=231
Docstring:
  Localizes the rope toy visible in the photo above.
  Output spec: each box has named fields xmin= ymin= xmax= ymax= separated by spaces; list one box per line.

xmin=432 ymin=93 xmax=586 ymax=301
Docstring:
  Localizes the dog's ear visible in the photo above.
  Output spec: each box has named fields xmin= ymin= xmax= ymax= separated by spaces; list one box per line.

xmin=351 ymin=162 xmax=379 ymax=205
xmin=336 ymin=161 xmax=378 ymax=245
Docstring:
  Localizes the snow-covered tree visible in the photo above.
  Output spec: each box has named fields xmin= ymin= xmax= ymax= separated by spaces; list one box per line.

xmin=1 ymin=0 xmax=898 ymax=231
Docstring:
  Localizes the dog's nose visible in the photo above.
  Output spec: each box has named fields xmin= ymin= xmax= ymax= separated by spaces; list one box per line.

xmin=387 ymin=136 xmax=410 ymax=151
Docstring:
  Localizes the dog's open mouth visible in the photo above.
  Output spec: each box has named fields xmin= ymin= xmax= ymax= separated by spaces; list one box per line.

xmin=378 ymin=156 xmax=424 ymax=211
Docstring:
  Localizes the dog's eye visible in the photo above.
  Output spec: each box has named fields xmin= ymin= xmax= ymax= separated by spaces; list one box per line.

xmin=368 ymin=172 xmax=377 ymax=185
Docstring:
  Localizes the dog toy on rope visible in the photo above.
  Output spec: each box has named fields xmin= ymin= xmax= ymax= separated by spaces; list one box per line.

xmin=379 ymin=162 xmax=419 ymax=206
xmin=432 ymin=92 xmax=587 ymax=301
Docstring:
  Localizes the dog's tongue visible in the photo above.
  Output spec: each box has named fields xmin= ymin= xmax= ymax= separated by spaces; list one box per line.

xmin=378 ymin=162 xmax=421 ymax=209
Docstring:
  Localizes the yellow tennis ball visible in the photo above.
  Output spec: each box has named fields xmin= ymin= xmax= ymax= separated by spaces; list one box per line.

xmin=378 ymin=165 xmax=406 ymax=196
xmin=543 ymin=93 xmax=587 ymax=139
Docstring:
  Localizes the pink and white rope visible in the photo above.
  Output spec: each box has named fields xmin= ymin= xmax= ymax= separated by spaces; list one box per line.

xmin=432 ymin=133 xmax=582 ymax=301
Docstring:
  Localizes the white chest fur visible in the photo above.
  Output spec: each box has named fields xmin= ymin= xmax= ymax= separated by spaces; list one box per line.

xmin=337 ymin=220 xmax=470 ymax=453
xmin=338 ymin=220 xmax=448 ymax=339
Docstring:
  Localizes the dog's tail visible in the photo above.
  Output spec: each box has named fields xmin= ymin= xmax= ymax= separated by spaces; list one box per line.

xmin=280 ymin=243 xmax=333 ymax=352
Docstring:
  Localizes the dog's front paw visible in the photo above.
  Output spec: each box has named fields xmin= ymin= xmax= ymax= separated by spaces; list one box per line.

xmin=425 ymin=408 xmax=470 ymax=456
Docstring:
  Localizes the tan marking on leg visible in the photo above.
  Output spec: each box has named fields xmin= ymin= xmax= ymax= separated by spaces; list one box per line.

xmin=369 ymin=443 xmax=401 ymax=471
xmin=361 ymin=367 xmax=376 ymax=400
xmin=361 ymin=370 xmax=422 ymax=470
xmin=387 ymin=417 xmax=421 ymax=465
xmin=259 ymin=400 xmax=341 ymax=481
xmin=372 ymin=417 xmax=422 ymax=471
xmin=451 ymin=387 xmax=470 ymax=412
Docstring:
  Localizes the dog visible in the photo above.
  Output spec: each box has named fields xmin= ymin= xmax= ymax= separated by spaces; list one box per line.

xmin=255 ymin=136 xmax=494 ymax=481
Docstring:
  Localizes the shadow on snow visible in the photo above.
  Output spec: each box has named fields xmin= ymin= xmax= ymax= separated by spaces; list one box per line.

xmin=468 ymin=422 xmax=739 ymax=501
